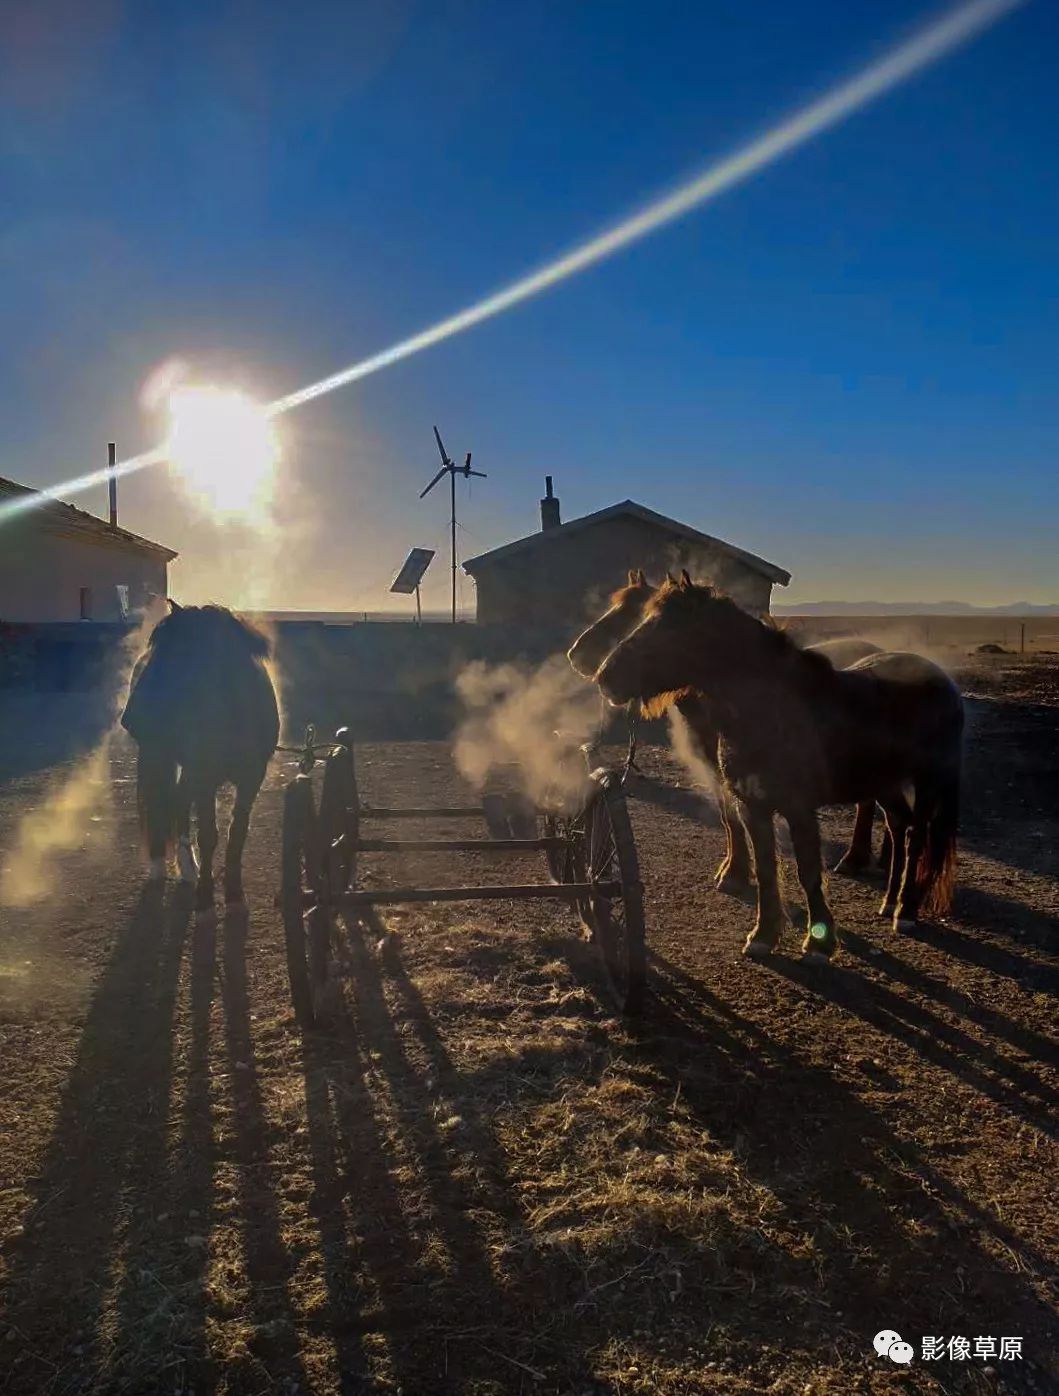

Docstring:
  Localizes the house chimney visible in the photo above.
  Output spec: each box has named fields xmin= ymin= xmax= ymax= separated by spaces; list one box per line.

xmin=108 ymin=442 xmax=118 ymax=528
xmin=540 ymin=475 xmax=561 ymax=531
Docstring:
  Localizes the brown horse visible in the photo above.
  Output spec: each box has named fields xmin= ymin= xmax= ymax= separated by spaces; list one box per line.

xmin=121 ymin=603 xmax=279 ymax=915
xmin=593 ymin=574 xmax=962 ymax=960
xmin=567 ymin=571 xmax=886 ymax=889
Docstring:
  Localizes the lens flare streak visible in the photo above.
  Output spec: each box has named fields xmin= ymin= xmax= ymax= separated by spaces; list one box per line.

xmin=267 ymin=0 xmax=1026 ymax=418
xmin=0 ymin=0 xmax=1027 ymax=526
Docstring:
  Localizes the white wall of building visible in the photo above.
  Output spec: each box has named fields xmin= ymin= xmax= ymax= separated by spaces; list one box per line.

xmin=0 ymin=524 xmax=170 ymax=622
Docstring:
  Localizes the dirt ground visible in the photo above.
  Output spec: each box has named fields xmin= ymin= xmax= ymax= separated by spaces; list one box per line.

xmin=1 ymin=656 xmax=1057 ymax=1395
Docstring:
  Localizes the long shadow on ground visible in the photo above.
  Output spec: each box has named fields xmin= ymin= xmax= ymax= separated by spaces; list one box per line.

xmin=1 ymin=883 xmax=191 ymax=1394
xmin=640 ymin=948 xmax=1058 ymax=1393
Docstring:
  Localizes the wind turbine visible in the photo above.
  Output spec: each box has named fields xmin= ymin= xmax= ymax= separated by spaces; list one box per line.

xmin=420 ymin=425 xmax=486 ymax=623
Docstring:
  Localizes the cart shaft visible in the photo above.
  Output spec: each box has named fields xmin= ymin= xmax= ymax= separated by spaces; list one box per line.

xmin=332 ymin=881 xmax=619 ymax=907
xmin=354 ymin=836 xmax=565 ymax=853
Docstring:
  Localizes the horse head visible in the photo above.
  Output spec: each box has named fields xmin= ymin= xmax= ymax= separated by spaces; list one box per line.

xmin=567 ymin=568 xmax=660 ymax=677
xmin=596 ymin=571 xmax=743 ymax=714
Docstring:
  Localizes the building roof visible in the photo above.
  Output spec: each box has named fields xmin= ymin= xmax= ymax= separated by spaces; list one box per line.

xmin=0 ymin=476 xmax=178 ymax=561
xmin=462 ymin=499 xmax=790 ymax=586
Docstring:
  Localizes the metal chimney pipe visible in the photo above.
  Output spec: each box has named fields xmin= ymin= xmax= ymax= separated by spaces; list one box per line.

xmin=108 ymin=442 xmax=118 ymax=528
xmin=540 ymin=475 xmax=561 ymax=531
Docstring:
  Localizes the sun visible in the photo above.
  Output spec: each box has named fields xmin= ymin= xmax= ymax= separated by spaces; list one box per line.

xmin=164 ymin=384 xmax=279 ymax=521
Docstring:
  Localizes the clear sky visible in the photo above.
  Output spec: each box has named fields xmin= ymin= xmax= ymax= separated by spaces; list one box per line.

xmin=2 ymin=0 xmax=1056 ymax=611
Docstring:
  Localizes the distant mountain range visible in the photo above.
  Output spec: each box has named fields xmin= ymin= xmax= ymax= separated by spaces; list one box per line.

xmin=774 ymin=601 xmax=1059 ymax=616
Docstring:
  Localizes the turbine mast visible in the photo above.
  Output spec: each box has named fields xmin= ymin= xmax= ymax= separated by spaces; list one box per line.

xmin=419 ymin=426 xmax=486 ymax=623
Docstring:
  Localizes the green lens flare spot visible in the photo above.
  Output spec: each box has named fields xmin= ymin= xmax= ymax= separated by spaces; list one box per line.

xmin=809 ymin=922 xmax=831 ymax=941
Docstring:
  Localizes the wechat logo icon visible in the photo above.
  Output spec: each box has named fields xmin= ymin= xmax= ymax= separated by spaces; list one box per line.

xmin=874 ymin=1330 xmax=914 ymax=1365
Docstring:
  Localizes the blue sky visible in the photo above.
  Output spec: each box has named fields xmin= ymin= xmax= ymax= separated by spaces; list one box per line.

xmin=2 ymin=0 xmax=1056 ymax=610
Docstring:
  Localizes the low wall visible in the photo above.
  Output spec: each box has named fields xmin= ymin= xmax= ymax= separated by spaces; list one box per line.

xmin=272 ymin=620 xmax=572 ymax=741
xmin=0 ymin=620 xmax=578 ymax=746
xmin=4 ymin=612 xmax=1054 ymax=767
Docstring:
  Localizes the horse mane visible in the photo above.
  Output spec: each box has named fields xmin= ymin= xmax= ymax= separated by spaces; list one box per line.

xmin=147 ymin=604 xmax=272 ymax=659
xmin=642 ymin=687 xmax=696 ymax=719
xmin=646 ymin=578 xmax=838 ymax=697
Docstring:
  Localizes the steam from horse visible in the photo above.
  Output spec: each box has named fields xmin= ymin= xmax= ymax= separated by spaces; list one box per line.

xmin=453 ymin=656 xmax=601 ymax=809
xmin=0 ymin=607 xmax=164 ymax=908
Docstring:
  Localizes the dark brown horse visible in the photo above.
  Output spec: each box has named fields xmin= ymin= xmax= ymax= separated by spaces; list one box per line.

xmin=121 ymin=603 xmax=279 ymax=915
xmin=593 ymin=574 xmax=962 ymax=960
xmin=567 ymin=571 xmax=886 ymax=889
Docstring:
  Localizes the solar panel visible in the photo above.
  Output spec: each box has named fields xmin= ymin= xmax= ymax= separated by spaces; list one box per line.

xmin=390 ymin=548 xmax=435 ymax=594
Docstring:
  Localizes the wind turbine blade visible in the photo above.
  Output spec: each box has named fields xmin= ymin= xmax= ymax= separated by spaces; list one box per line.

xmin=433 ymin=425 xmax=451 ymax=465
xmin=419 ymin=467 xmax=448 ymax=498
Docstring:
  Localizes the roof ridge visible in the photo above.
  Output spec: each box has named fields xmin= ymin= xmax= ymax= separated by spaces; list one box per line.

xmin=0 ymin=474 xmax=178 ymax=559
xmin=462 ymin=497 xmax=790 ymax=586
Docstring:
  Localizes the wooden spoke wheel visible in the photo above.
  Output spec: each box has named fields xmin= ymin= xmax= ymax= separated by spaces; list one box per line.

xmin=585 ymin=775 xmax=646 ymax=1014
xmin=542 ymin=806 xmax=591 ymax=930
xmin=281 ymin=775 xmax=323 ymax=1026
xmin=281 ymin=735 xmax=357 ymax=1028
xmin=319 ymin=742 xmax=358 ymax=894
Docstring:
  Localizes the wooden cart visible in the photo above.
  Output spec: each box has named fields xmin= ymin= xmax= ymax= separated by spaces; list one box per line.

xmin=279 ymin=726 xmax=646 ymax=1026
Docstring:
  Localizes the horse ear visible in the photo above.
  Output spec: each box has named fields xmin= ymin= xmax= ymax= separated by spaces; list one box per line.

xmin=680 ymin=569 xmax=693 ymax=589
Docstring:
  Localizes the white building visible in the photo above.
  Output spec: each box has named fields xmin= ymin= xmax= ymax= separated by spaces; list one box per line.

xmin=0 ymin=476 xmax=176 ymax=623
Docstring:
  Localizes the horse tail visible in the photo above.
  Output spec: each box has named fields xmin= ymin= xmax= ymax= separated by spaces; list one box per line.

xmin=916 ymin=767 xmax=959 ymax=918
xmin=137 ymin=746 xmax=178 ymax=858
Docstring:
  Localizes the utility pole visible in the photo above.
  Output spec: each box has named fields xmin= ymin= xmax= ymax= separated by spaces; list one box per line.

xmin=419 ymin=426 xmax=486 ymax=623
xmin=108 ymin=441 xmax=118 ymax=527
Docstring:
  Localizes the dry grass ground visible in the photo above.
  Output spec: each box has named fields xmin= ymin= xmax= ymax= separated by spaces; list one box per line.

xmin=0 ymin=657 xmax=1057 ymax=1395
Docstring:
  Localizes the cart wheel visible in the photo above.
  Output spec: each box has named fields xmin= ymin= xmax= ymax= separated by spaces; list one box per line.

xmin=586 ymin=775 xmax=646 ymax=1014
xmin=542 ymin=810 xmax=590 ymax=928
xmin=281 ymin=775 xmax=321 ymax=1026
xmin=319 ymin=741 xmax=357 ymax=893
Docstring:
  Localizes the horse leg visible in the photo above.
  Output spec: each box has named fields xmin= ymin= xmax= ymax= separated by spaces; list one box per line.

xmin=878 ymin=825 xmax=894 ymax=870
xmin=893 ymin=817 xmax=928 ymax=930
xmin=739 ymin=803 xmax=786 ymax=959
xmin=834 ymin=801 xmax=875 ymax=876
xmin=140 ymin=749 xmax=174 ymax=881
xmin=878 ymin=796 xmax=911 ymax=921
xmin=894 ymin=779 xmax=937 ymax=928
xmin=194 ymin=785 xmax=219 ymax=916
xmin=716 ymin=785 xmax=752 ymax=893
xmin=175 ymin=768 xmax=198 ymax=884
xmin=224 ymin=776 xmax=262 ymax=907
xmin=787 ymin=810 xmax=838 ymax=959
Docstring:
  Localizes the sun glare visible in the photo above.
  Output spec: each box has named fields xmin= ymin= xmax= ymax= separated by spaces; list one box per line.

xmin=164 ymin=385 xmax=279 ymax=522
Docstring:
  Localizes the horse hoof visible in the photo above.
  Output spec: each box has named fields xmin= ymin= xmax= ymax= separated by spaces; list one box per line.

xmin=716 ymin=873 xmax=752 ymax=897
xmin=833 ymin=855 xmax=869 ymax=878
xmin=803 ymin=922 xmax=838 ymax=959
xmin=802 ymin=947 xmax=836 ymax=964
xmin=742 ymin=938 xmax=775 ymax=961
